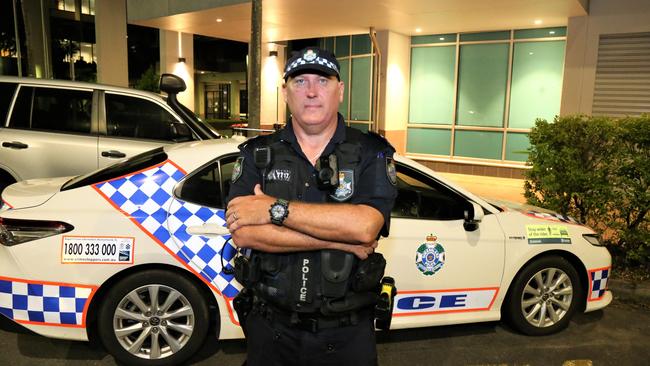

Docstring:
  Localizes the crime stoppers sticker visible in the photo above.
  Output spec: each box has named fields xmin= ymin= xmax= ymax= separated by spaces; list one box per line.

xmin=61 ymin=236 xmax=135 ymax=264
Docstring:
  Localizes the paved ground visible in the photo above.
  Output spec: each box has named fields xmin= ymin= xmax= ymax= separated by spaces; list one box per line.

xmin=0 ymin=298 xmax=648 ymax=365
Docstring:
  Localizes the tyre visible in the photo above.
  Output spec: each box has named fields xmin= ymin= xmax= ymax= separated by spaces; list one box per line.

xmin=97 ymin=269 xmax=210 ymax=366
xmin=503 ymin=256 xmax=583 ymax=336
xmin=0 ymin=174 xmax=16 ymax=196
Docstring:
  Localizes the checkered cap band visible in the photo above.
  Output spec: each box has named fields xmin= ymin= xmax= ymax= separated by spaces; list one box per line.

xmin=589 ymin=268 xmax=609 ymax=300
xmin=95 ymin=161 xmax=241 ymax=298
xmin=0 ymin=278 xmax=93 ymax=326
xmin=284 ymin=56 xmax=339 ymax=76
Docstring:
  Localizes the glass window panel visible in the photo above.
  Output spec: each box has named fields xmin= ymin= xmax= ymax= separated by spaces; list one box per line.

xmin=335 ymin=36 xmax=350 ymax=57
xmin=508 ymin=41 xmax=565 ymax=129
xmin=514 ymin=27 xmax=566 ymax=39
xmin=408 ymin=46 xmax=455 ymax=124
xmin=411 ymin=34 xmax=456 ymax=45
xmin=350 ymin=123 xmax=369 ymax=133
xmin=505 ymin=133 xmax=530 ymax=162
xmin=30 ymin=87 xmax=92 ymax=134
xmin=350 ymin=56 xmax=371 ymax=121
xmin=454 ymin=130 xmax=503 ymax=160
xmin=456 ymin=43 xmax=509 ymax=127
xmin=460 ymin=31 xmax=510 ymax=42
xmin=322 ymin=37 xmax=334 ymax=52
xmin=338 ymin=58 xmax=350 ymax=118
xmin=352 ymin=34 xmax=371 ymax=55
xmin=106 ymin=93 xmax=184 ymax=141
xmin=406 ymin=128 xmax=451 ymax=155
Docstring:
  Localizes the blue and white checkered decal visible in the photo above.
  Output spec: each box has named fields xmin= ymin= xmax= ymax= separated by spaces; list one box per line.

xmin=94 ymin=161 xmax=241 ymax=298
xmin=0 ymin=277 xmax=94 ymax=326
xmin=589 ymin=268 xmax=609 ymax=301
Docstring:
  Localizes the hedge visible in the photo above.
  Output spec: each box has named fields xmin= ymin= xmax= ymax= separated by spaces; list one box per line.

xmin=524 ymin=115 xmax=649 ymax=267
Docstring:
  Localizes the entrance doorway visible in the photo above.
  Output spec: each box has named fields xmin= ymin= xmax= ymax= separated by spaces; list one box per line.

xmin=205 ymin=83 xmax=231 ymax=119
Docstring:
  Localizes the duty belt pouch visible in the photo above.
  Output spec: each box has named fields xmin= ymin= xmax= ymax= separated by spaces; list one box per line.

xmin=352 ymin=252 xmax=386 ymax=292
xmin=234 ymin=253 xmax=261 ymax=287
xmin=321 ymin=250 xmax=355 ymax=298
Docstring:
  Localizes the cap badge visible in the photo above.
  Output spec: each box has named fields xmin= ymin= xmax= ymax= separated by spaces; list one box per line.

xmin=303 ymin=49 xmax=318 ymax=62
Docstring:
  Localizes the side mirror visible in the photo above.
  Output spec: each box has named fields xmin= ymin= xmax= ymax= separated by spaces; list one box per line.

xmin=160 ymin=73 xmax=186 ymax=95
xmin=170 ymin=122 xmax=193 ymax=142
xmin=463 ymin=202 xmax=484 ymax=232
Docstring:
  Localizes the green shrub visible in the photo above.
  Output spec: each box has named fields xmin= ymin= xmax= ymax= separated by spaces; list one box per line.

xmin=525 ymin=115 xmax=649 ymax=267
xmin=134 ymin=66 xmax=160 ymax=93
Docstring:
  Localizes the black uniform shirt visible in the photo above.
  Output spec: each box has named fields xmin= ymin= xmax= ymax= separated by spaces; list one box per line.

xmin=227 ymin=114 xmax=397 ymax=237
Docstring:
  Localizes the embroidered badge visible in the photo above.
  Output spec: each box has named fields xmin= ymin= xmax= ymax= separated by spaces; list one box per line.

xmin=231 ymin=157 xmax=244 ymax=183
xmin=267 ymin=169 xmax=292 ymax=182
xmin=303 ymin=49 xmax=317 ymax=62
xmin=415 ymin=234 xmax=446 ymax=276
xmin=330 ymin=169 xmax=354 ymax=202
xmin=386 ymin=156 xmax=397 ymax=186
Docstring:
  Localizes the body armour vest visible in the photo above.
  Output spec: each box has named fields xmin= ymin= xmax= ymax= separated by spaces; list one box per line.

xmin=249 ymin=127 xmax=380 ymax=315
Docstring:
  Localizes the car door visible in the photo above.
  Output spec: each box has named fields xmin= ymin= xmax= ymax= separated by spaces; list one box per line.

xmin=380 ymin=163 xmax=505 ymax=318
xmin=0 ymin=85 xmax=98 ymax=181
xmin=97 ymin=92 xmax=194 ymax=168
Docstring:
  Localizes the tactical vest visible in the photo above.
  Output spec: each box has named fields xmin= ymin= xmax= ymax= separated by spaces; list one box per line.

xmin=249 ymin=127 xmax=383 ymax=315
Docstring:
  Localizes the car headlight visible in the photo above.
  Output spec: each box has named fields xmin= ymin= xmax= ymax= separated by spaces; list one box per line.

xmin=583 ymin=233 xmax=604 ymax=247
xmin=0 ymin=217 xmax=74 ymax=246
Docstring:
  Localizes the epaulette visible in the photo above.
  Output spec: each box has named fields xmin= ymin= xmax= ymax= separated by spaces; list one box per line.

xmin=367 ymin=130 xmax=396 ymax=151
xmin=236 ymin=132 xmax=279 ymax=150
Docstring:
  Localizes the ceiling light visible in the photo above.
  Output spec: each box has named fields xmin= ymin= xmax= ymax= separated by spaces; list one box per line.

xmin=534 ymin=19 xmax=542 ymax=25
xmin=415 ymin=28 xmax=422 ymax=33
xmin=439 ymin=37 xmax=445 ymax=41
xmin=549 ymin=31 xmax=556 ymax=35
xmin=216 ymin=18 xmax=223 ymax=23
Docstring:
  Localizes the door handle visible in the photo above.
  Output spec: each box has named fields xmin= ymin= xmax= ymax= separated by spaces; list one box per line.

xmin=2 ymin=141 xmax=28 ymax=149
xmin=186 ymin=224 xmax=230 ymax=236
xmin=101 ymin=150 xmax=126 ymax=158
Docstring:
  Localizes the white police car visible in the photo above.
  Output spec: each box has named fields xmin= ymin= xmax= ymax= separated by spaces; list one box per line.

xmin=0 ymin=138 xmax=612 ymax=365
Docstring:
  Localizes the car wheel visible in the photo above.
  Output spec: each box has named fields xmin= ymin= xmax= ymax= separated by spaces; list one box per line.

xmin=97 ymin=269 xmax=210 ymax=366
xmin=504 ymin=256 xmax=583 ymax=336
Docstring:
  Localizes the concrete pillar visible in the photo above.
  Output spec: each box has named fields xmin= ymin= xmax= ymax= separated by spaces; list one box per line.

xmin=160 ymin=30 xmax=195 ymax=112
xmin=95 ymin=0 xmax=128 ymax=86
xmin=376 ymin=30 xmax=410 ymax=154
xmin=20 ymin=0 xmax=51 ymax=78
xmin=260 ymin=43 xmax=286 ymax=129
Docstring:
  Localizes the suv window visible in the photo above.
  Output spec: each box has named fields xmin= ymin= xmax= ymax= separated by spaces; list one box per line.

xmin=174 ymin=155 xmax=238 ymax=209
xmin=8 ymin=86 xmax=92 ymax=133
xmin=392 ymin=163 xmax=468 ymax=220
xmin=105 ymin=93 xmax=192 ymax=142
xmin=0 ymin=83 xmax=17 ymax=126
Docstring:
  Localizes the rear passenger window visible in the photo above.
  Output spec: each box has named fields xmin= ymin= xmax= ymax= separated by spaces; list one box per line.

xmin=0 ymin=83 xmax=17 ymax=126
xmin=173 ymin=155 xmax=237 ymax=209
xmin=8 ymin=86 xmax=92 ymax=134
xmin=105 ymin=93 xmax=188 ymax=142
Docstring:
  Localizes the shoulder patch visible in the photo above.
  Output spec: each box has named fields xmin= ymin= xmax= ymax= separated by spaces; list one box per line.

xmin=231 ymin=157 xmax=244 ymax=183
xmin=386 ymin=156 xmax=397 ymax=186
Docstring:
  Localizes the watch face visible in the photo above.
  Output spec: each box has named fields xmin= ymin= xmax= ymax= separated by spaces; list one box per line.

xmin=271 ymin=204 xmax=286 ymax=218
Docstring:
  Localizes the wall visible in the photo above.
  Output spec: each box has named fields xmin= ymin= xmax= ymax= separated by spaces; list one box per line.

xmin=160 ymin=30 xmax=195 ymax=111
xmin=260 ymin=42 xmax=286 ymax=128
xmin=561 ymin=0 xmax=650 ymax=115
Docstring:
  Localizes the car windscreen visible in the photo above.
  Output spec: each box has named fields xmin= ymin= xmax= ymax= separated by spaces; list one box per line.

xmin=61 ymin=147 xmax=167 ymax=191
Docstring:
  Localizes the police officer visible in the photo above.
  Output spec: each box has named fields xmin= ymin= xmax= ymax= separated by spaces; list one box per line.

xmin=226 ymin=47 xmax=397 ymax=366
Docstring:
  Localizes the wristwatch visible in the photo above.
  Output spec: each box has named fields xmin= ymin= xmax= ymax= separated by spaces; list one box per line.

xmin=269 ymin=199 xmax=290 ymax=226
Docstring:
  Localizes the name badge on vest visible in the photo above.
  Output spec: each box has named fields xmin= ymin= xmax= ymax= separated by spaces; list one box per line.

xmin=329 ymin=169 xmax=354 ymax=202
xmin=266 ymin=168 xmax=292 ymax=182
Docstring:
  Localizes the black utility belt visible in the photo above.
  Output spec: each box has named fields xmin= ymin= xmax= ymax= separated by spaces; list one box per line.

xmin=254 ymin=301 xmax=370 ymax=332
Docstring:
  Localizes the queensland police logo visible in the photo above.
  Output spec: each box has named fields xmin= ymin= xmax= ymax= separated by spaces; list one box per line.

xmin=231 ymin=157 xmax=244 ymax=183
xmin=330 ymin=169 xmax=354 ymax=202
xmin=415 ymin=234 xmax=446 ymax=276
xmin=386 ymin=156 xmax=397 ymax=186
xmin=303 ymin=49 xmax=317 ymax=62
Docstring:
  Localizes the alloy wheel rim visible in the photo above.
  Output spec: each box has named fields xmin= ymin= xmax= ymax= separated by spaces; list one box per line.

xmin=520 ymin=267 xmax=573 ymax=328
xmin=113 ymin=284 xmax=195 ymax=359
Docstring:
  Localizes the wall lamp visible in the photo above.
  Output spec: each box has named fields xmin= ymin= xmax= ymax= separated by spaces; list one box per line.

xmin=178 ymin=57 xmax=186 ymax=63
xmin=269 ymin=50 xmax=278 ymax=57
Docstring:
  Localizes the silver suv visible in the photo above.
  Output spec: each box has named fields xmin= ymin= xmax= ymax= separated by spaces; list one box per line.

xmin=0 ymin=74 xmax=219 ymax=191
